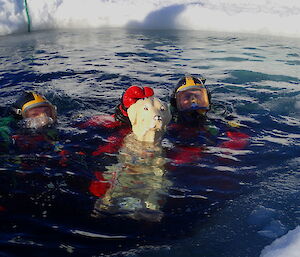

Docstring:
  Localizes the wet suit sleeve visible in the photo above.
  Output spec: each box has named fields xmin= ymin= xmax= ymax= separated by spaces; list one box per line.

xmin=74 ymin=114 xmax=131 ymax=156
xmin=219 ymin=121 xmax=250 ymax=150
xmin=76 ymin=114 xmax=124 ymax=129
xmin=202 ymin=118 xmax=250 ymax=150
xmin=0 ymin=116 xmax=15 ymax=153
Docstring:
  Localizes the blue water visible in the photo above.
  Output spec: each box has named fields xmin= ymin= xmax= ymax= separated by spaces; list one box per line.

xmin=0 ymin=29 xmax=299 ymax=257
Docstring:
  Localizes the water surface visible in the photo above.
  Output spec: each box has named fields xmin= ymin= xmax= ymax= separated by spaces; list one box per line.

xmin=0 ymin=29 xmax=299 ymax=257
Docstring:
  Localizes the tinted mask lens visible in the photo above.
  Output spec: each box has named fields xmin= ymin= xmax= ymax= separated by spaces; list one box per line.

xmin=22 ymin=116 xmax=54 ymax=129
xmin=176 ymin=88 xmax=209 ymax=112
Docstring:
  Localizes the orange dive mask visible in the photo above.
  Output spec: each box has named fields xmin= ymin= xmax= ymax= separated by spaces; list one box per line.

xmin=176 ymin=87 xmax=210 ymax=112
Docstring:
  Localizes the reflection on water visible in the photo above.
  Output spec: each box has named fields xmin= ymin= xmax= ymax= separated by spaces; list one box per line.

xmin=91 ymin=133 xmax=172 ymax=223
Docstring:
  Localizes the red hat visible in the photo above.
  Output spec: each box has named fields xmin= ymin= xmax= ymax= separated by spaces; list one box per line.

xmin=115 ymin=86 xmax=154 ymax=121
xmin=122 ymin=86 xmax=154 ymax=109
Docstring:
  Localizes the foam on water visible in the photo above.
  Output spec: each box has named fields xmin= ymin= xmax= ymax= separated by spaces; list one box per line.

xmin=1 ymin=0 xmax=300 ymax=37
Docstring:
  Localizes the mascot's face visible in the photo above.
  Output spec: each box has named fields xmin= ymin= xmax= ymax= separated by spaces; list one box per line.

xmin=127 ymin=97 xmax=171 ymax=143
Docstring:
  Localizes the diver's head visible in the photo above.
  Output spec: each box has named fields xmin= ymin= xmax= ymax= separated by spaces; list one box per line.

xmin=171 ymin=75 xmax=211 ymax=116
xmin=11 ymin=91 xmax=57 ymax=129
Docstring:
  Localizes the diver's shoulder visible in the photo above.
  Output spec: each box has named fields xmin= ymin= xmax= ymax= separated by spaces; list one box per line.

xmin=0 ymin=115 xmax=18 ymax=127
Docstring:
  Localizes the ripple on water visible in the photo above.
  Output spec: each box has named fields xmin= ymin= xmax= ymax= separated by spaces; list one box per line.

xmin=0 ymin=29 xmax=299 ymax=257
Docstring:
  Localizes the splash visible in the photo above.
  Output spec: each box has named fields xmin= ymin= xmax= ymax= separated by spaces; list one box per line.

xmin=1 ymin=0 xmax=300 ymax=37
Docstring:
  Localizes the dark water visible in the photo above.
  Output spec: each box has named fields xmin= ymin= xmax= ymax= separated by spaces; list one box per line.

xmin=0 ymin=29 xmax=299 ymax=257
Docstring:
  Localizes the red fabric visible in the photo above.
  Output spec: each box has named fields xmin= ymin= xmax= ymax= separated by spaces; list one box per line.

xmin=76 ymin=112 xmax=132 ymax=157
xmin=122 ymin=86 xmax=154 ymax=108
xmin=226 ymin=131 xmax=250 ymax=140
xmin=91 ymin=127 xmax=131 ymax=156
xmin=168 ymin=146 xmax=204 ymax=165
xmin=220 ymin=140 xmax=248 ymax=150
xmin=77 ymin=115 xmax=123 ymax=129
xmin=167 ymin=123 xmax=184 ymax=130
xmin=89 ymin=171 xmax=111 ymax=197
xmin=220 ymin=131 xmax=250 ymax=150
xmin=92 ymin=135 xmax=123 ymax=156
xmin=167 ymin=125 xmax=250 ymax=165
xmin=118 ymin=104 xmax=129 ymax=117
xmin=59 ymin=150 xmax=70 ymax=167
xmin=12 ymin=134 xmax=48 ymax=151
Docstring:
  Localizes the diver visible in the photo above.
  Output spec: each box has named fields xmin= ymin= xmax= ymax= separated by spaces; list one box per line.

xmin=0 ymin=90 xmax=91 ymax=169
xmin=170 ymin=75 xmax=211 ymax=126
xmin=0 ymin=93 xmax=92 ymax=222
xmin=12 ymin=91 xmax=57 ymax=129
xmin=167 ymin=75 xmax=251 ymax=164
xmin=0 ymin=91 xmax=58 ymax=154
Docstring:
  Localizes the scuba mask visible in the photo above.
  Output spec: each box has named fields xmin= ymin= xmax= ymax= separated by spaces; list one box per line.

xmin=12 ymin=91 xmax=57 ymax=129
xmin=21 ymin=114 xmax=55 ymax=130
xmin=175 ymin=87 xmax=210 ymax=112
xmin=172 ymin=75 xmax=211 ymax=114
